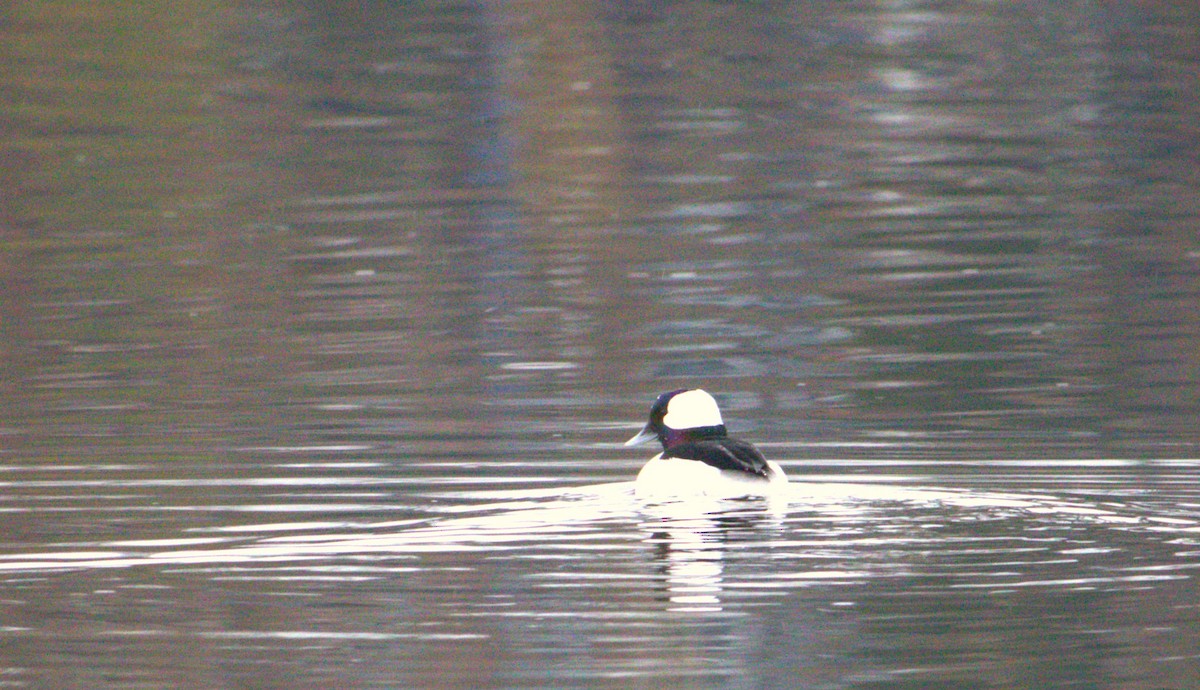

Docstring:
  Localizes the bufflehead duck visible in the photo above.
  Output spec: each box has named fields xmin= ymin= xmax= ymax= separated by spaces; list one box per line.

xmin=625 ymin=389 xmax=788 ymax=498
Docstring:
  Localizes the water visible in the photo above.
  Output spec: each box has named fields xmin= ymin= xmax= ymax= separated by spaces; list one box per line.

xmin=4 ymin=1 xmax=1200 ymax=687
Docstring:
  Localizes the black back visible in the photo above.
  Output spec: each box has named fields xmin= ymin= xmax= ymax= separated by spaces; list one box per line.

xmin=663 ymin=437 xmax=772 ymax=478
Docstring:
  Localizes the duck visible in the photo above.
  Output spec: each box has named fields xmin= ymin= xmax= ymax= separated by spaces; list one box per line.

xmin=625 ymin=388 xmax=788 ymax=499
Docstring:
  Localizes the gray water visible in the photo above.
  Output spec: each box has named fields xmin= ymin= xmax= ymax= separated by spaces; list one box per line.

xmin=3 ymin=1 xmax=1200 ymax=688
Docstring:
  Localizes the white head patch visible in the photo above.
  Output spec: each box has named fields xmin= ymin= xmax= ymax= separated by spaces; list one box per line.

xmin=662 ymin=389 xmax=724 ymax=430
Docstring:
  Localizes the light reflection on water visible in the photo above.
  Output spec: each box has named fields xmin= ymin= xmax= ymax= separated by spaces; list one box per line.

xmin=3 ymin=474 xmax=1196 ymax=581
xmin=3 ymin=468 xmax=1200 ymax=686
xmin=6 ymin=466 xmax=1200 ymax=687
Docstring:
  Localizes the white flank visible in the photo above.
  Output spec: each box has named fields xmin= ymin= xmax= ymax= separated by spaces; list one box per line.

xmin=635 ymin=455 xmax=789 ymax=500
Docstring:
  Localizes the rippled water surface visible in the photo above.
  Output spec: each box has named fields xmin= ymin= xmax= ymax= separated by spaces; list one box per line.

xmin=4 ymin=1 xmax=1200 ymax=688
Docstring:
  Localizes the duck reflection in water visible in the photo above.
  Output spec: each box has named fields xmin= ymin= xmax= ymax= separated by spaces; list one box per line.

xmin=641 ymin=504 xmax=786 ymax=613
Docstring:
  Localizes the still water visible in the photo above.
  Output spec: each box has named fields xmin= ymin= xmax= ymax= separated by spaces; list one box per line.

xmin=3 ymin=1 xmax=1200 ymax=687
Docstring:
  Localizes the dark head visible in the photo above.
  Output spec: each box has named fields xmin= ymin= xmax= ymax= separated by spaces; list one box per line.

xmin=624 ymin=388 xmax=728 ymax=451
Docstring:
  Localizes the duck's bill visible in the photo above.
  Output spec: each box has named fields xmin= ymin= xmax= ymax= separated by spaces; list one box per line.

xmin=624 ymin=424 xmax=658 ymax=447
